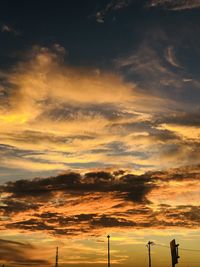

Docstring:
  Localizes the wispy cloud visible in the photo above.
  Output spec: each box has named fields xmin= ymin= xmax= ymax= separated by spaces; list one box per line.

xmin=0 ymin=41 xmax=199 ymax=181
xmin=1 ymin=23 xmax=19 ymax=35
xmin=95 ymin=0 xmax=132 ymax=23
xmin=149 ymin=0 xmax=200 ymax=10
xmin=165 ymin=46 xmax=182 ymax=68
xmin=0 ymin=44 xmax=187 ymax=178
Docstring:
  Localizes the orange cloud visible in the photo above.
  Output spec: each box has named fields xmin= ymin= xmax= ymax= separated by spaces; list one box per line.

xmin=0 ymin=45 xmax=178 ymax=174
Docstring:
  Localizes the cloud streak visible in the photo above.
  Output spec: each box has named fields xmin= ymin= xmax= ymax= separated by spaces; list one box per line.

xmin=149 ymin=0 xmax=200 ymax=10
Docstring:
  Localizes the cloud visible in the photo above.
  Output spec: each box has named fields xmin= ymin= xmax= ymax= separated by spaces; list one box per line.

xmin=113 ymin=22 xmax=200 ymax=170
xmin=149 ymin=0 xmax=200 ymax=10
xmin=0 ymin=170 xmax=153 ymax=236
xmin=155 ymin=112 xmax=200 ymax=127
xmin=0 ymin=42 xmax=199 ymax=180
xmin=6 ymin=45 xmax=133 ymax=108
xmin=1 ymin=24 xmax=19 ymax=35
xmin=114 ymin=21 xmax=200 ymax=109
xmin=0 ymin=165 xmax=199 ymax=236
xmin=0 ymin=199 xmax=40 ymax=215
xmin=2 ymin=171 xmax=153 ymax=203
xmin=165 ymin=46 xmax=181 ymax=68
xmin=114 ymin=44 xmax=185 ymax=100
xmin=0 ymin=44 xmax=184 ymax=177
xmin=0 ymin=239 xmax=50 ymax=266
xmin=90 ymin=215 xmax=136 ymax=227
xmin=95 ymin=0 xmax=133 ymax=23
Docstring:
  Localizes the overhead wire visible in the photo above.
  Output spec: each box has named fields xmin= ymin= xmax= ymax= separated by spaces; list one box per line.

xmin=154 ymin=243 xmax=200 ymax=252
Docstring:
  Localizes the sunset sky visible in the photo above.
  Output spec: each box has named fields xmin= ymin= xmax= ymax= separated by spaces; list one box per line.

xmin=0 ymin=0 xmax=200 ymax=266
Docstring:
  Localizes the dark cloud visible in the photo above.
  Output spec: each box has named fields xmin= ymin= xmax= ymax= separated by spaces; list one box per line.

xmin=117 ymin=173 xmax=154 ymax=202
xmin=3 ymin=202 xmax=200 ymax=234
xmin=7 ymin=219 xmax=55 ymax=232
xmin=151 ymin=164 xmax=200 ymax=181
xmin=157 ymin=205 xmax=200 ymax=227
xmin=155 ymin=112 xmax=200 ymax=127
xmin=2 ymin=171 xmax=153 ymax=204
xmin=3 ymin=172 xmax=82 ymax=197
xmin=39 ymin=103 xmax=137 ymax=122
xmin=0 ymin=199 xmax=40 ymax=215
xmin=84 ymin=171 xmax=114 ymax=183
xmin=91 ymin=215 xmax=136 ymax=227
xmin=0 ymin=166 xmax=200 ymax=235
xmin=0 ymin=239 xmax=49 ymax=266
xmin=110 ymin=120 xmax=180 ymax=142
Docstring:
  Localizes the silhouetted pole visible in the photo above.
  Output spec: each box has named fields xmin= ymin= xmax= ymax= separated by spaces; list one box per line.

xmin=147 ymin=241 xmax=154 ymax=267
xmin=107 ymin=235 xmax=110 ymax=267
xmin=55 ymin=246 xmax=58 ymax=267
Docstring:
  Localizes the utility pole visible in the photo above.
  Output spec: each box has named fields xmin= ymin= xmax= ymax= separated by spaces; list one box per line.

xmin=55 ymin=246 xmax=58 ymax=267
xmin=146 ymin=241 xmax=154 ymax=267
xmin=107 ymin=235 xmax=110 ymax=267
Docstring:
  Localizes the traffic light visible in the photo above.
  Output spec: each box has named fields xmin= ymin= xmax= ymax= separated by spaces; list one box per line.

xmin=170 ymin=239 xmax=180 ymax=266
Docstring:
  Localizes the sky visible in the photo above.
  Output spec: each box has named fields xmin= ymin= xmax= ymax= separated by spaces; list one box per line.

xmin=0 ymin=0 xmax=200 ymax=266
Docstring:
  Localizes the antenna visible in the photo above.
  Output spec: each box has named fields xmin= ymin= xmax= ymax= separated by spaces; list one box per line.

xmin=55 ymin=246 xmax=58 ymax=267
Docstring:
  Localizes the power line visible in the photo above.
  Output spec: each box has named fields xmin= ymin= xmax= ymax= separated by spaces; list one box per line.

xmin=154 ymin=243 xmax=200 ymax=252
xmin=154 ymin=244 xmax=169 ymax=248
xmin=180 ymin=248 xmax=200 ymax=252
